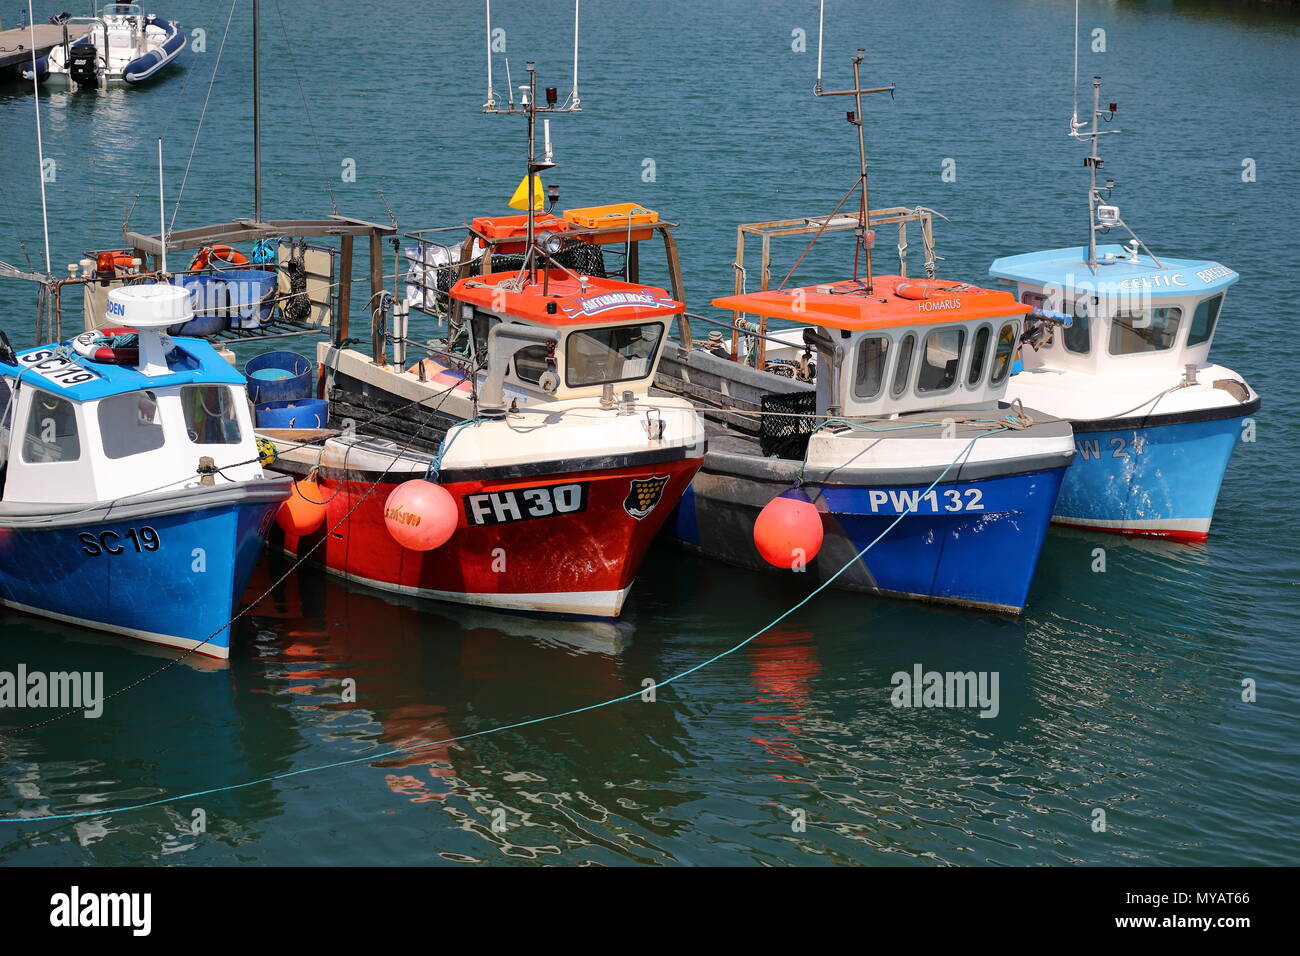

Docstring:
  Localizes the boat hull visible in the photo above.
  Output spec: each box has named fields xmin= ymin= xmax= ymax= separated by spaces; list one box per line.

xmin=1054 ymin=407 xmax=1255 ymax=542
xmin=0 ymin=481 xmax=288 ymax=658
xmin=665 ymin=460 xmax=1067 ymax=614
xmin=280 ymin=452 xmax=702 ymax=618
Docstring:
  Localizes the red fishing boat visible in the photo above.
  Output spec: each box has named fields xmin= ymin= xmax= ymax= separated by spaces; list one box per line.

xmin=269 ymin=266 xmax=705 ymax=617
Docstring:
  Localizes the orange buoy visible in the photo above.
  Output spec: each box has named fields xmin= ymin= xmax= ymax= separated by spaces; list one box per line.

xmin=384 ymin=480 xmax=458 ymax=551
xmin=754 ymin=485 xmax=823 ymax=569
xmin=277 ymin=479 xmax=328 ymax=536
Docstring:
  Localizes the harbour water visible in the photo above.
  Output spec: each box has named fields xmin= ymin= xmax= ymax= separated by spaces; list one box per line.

xmin=0 ymin=0 xmax=1297 ymax=865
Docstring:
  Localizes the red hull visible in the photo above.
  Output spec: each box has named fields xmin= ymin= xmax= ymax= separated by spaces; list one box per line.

xmin=284 ymin=458 xmax=702 ymax=617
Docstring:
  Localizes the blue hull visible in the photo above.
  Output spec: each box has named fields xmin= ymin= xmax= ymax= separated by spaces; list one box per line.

xmin=665 ymin=465 xmax=1067 ymax=613
xmin=1056 ymin=412 xmax=1250 ymax=541
xmin=0 ymin=499 xmax=278 ymax=658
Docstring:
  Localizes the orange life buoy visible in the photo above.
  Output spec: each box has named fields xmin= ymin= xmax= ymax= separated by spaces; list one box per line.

xmin=893 ymin=279 xmax=966 ymax=301
xmin=71 ymin=327 xmax=141 ymax=365
xmin=190 ymin=245 xmax=249 ymax=271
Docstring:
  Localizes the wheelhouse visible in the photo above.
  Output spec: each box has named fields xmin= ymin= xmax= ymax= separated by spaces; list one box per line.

xmin=989 ymin=243 xmax=1239 ymax=377
xmin=712 ymin=276 xmax=1032 ymax=418
xmin=449 ymin=270 xmax=683 ymax=411
xmin=0 ymin=339 xmax=262 ymax=505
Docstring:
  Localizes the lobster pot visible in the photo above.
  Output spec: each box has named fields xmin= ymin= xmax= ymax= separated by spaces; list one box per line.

xmin=245 ymin=350 xmax=313 ymax=405
xmin=213 ymin=268 xmax=277 ymax=329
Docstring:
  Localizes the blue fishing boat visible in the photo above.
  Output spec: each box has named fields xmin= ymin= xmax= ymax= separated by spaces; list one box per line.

xmin=992 ymin=77 xmax=1258 ymax=542
xmin=0 ymin=284 xmax=291 ymax=658
xmin=655 ymin=52 xmax=1075 ymax=614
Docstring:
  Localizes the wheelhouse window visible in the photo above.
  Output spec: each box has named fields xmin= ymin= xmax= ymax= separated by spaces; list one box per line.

xmin=0 ymin=378 xmax=13 ymax=472
xmin=22 ymin=390 xmax=81 ymax=463
xmin=1062 ymin=298 xmax=1093 ymax=354
xmin=514 ymin=345 xmax=551 ymax=385
xmin=565 ymin=322 xmax=664 ymax=388
xmin=852 ymin=335 xmax=890 ymax=400
xmin=98 ymin=390 xmax=165 ymax=459
xmin=967 ymin=325 xmax=992 ymax=387
xmin=916 ymin=327 xmax=966 ymax=394
xmin=1187 ymin=295 xmax=1223 ymax=347
xmin=182 ymin=385 xmax=242 ymax=445
xmin=890 ymin=333 xmax=916 ymax=398
xmin=1109 ymin=306 xmax=1182 ymax=355
xmin=1023 ymin=291 xmax=1091 ymax=354
xmin=990 ymin=321 xmax=1019 ymax=385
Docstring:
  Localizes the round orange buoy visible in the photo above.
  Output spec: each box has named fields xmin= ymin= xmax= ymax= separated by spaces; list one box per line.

xmin=277 ymin=479 xmax=328 ymax=536
xmin=754 ymin=485 xmax=823 ymax=569
xmin=384 ymin=480 xmax=457 ymax=551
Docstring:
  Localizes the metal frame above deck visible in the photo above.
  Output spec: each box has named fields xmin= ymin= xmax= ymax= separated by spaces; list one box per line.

xmin=122 ymin=215 xmax=394 ymax=256
xmin=121 ymin=215 xmax=395 ymax=344
xmin=731 ymin=205 xmax=939 ymax=366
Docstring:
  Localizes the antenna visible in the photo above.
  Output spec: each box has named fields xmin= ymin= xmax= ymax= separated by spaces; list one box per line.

xmin=815 ymin=48 xmax=896 ymax=291
xmin=483 ymin=0 xmax=496 ymax=109
xmin=253 ymin=0 xmax=263 ymax=221
xmin=157 ymin=137 xmax=168 ymax=274
xmin=815 ymin=0 xmax=825 ymax=93
xmin=569 ymin=0 xmax=581 ymax=110
xmin=27 ymin=0 xmax=53 ymax=278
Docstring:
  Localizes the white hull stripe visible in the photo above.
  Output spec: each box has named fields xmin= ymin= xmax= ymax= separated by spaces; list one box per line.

xmin=1053 ymin=515 xmax=1212 ymax=533
xmin=0 ymin=599 xmax=229 ymax=659
xmin=308 ymin=561 xmax=633 ymax=618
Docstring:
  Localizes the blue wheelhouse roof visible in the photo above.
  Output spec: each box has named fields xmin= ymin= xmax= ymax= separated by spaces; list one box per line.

xmin=989 ymin=243 xmax=1239 ymax=299
xmin=0 ymin=336 xmax=246 ymax=403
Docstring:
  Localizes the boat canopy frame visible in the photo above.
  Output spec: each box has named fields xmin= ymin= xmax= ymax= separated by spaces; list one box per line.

xmin=40 ymin=215 xmax=396 ymax=347
xmin=400 ymin=218 xmax=690 ymax=352
xmin=728 ymin=205 xmax=940 ymax=367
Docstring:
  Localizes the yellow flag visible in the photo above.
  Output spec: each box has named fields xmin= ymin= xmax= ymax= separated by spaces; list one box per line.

xmin=507 ymin=174 xmax=544 ymax=211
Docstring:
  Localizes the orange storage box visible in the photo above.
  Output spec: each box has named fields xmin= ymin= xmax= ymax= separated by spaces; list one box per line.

xmin=562 ymin=203 xmax=659 ymax=244
xmin=471 ymin=213 xmax=571 ymax=255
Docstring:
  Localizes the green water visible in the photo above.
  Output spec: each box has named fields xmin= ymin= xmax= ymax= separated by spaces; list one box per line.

xmin=0 ymin=0 xmax=1297 ymax=865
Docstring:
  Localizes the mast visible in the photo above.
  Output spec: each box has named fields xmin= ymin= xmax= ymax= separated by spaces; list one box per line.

xmin=1086 ymin=75 xmax=1100 ymax=271
xmin=814 ymin=49 xmax=895 ymax=292
xmin=525 ymin=61 xmax=537 ymax=281
xmin=851 ymin=51 xmax=872 ymax=287
xmin=481 ymin=0 xmax=581 ymax=286
xmin=253 ymin=0 xmax=262 ymax=221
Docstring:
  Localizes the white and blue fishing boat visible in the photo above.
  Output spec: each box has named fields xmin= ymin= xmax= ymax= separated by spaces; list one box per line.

xmin=0 ymin=284 xmax=291 ymax=658
xmin=655 ymin=53 xmax=1075 ymax=614
xmin=25 ymin=5 xmax=185 ymax=87
xmin=992 ymin=77 xmax=1258 ymax=542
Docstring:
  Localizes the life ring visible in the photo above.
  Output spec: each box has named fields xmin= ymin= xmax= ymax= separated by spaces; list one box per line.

xmin=190 ymin=245 xmax=249 ymax=271
xmin=893 ymin=279 xmax=965 ymax=301
xmin=71 ymin=327 xmax=141 ymax=365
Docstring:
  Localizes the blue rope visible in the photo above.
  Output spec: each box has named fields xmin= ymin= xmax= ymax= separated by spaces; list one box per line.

xmin=0 ymin=428 xmax=1004 ymax=824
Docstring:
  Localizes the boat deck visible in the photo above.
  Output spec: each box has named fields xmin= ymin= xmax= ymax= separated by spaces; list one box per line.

xmin=0 ymin=24 xmax=93 ymax=70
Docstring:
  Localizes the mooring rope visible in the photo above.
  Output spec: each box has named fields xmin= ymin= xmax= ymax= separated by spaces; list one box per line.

xmin=0 ymin=428 xmax=1004 ymax=823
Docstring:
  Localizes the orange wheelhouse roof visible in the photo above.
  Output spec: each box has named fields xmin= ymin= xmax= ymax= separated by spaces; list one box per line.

xmin=711 ymin=275 xmax=1030 ymax=331
xmin=451 ymin=270 xmax=683 ymax=327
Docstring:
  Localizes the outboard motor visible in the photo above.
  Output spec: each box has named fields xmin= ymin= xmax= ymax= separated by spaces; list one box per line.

xmin=68 ymin=44 xmax=98 ymax=87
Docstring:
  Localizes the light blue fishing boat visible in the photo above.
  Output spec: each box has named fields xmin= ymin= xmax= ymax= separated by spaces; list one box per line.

xmin=992 ymin=77 xmax=1258 ymax=542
